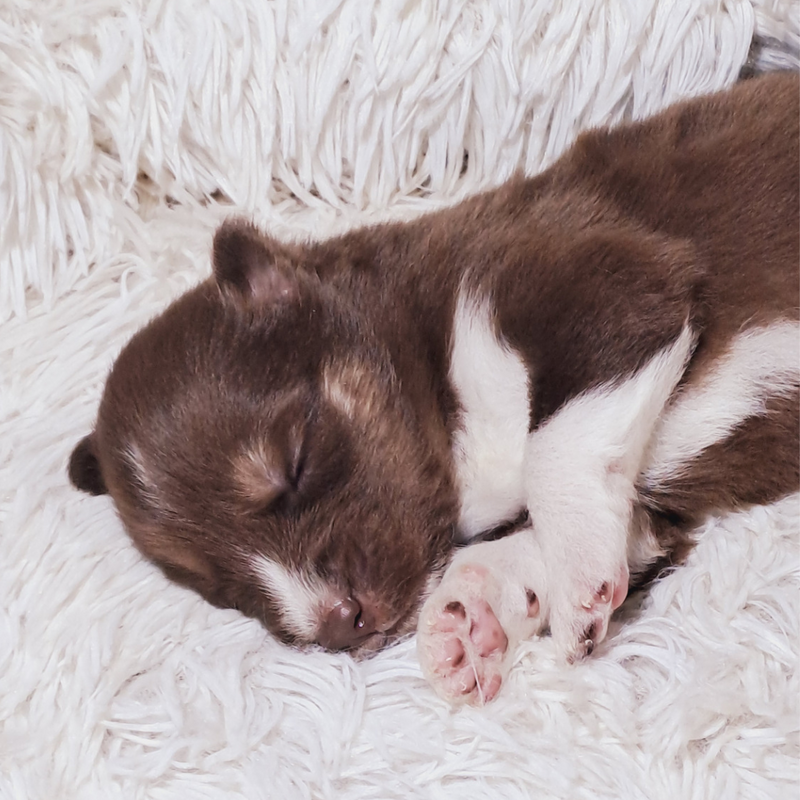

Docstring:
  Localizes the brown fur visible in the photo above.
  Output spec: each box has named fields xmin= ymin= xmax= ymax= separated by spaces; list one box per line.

xmin=69 ymin=73 xmax=799 ymax=651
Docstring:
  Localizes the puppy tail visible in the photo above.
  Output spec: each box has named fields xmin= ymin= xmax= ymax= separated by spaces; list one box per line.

xmin=68 ymin=434 xmax=108 ymax=496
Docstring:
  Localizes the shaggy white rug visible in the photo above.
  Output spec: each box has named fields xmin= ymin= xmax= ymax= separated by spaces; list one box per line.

xmin=1 ymin=1 xmax=798 ymax=798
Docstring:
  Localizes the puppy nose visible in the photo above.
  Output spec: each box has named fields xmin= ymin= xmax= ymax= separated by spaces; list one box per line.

xmin=317 ymin=597 xmax=375 ymax=650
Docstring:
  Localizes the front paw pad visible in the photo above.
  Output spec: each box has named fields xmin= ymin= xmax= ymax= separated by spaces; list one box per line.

xmin=417 ymin=566 xmax=511 ymax=704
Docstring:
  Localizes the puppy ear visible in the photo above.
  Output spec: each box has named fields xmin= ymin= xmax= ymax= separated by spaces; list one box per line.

xmin=213 ymin=219 xmax=300 ymax=303
xmin=68 ymin=434 xmax=108 ymax=496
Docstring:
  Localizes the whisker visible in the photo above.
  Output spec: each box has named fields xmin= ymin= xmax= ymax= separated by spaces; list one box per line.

xmin=465 ymin=646 xmax=484 ymax=705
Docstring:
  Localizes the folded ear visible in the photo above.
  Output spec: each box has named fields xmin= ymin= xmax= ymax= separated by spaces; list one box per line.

xmin=68 ymin=434 xmax=108 ymax=496
xmin=212 ymin=219 xmax=301 ymax=304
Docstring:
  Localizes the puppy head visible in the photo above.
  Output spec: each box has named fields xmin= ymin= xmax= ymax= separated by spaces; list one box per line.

xmin=70 ymin=220 xmax=457 ymax=654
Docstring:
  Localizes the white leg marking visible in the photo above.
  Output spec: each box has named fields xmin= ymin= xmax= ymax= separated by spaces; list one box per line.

xmin=643 ymin=321 xmax=800 ymax=488
xmin=449 ymin=289 xmax=531 ymax=539
xmin=250 ymin=554 xmax=338 ymax=641
xmin=524 ymin=326 xmax=696 ymax=657
xmin=526 ymin=325 xmax=696 ymax=546
xmin=419 ymin=326 xmax=698 ymax=700
xmin=627 ymin=504 xmax=666 ymax=578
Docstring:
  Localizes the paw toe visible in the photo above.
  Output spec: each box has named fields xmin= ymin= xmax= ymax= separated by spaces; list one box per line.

xmin=468 ymin=600 xmax=509 ymax=658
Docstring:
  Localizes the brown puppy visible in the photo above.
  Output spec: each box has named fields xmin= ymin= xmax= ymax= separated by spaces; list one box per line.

xmin=70 ymin=73 xmax=799 ymax=703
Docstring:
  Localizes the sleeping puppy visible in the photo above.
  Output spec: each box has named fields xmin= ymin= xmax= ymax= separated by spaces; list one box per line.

xmin=69 ymin=73 xmax=799 ymax=704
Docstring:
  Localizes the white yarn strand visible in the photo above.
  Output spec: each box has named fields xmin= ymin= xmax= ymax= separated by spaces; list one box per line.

xmin=1 ymin=0 xmax=788 ymax=318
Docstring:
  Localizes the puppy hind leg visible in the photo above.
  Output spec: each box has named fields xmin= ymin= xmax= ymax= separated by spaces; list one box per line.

xmin=637 ymin=390 xmax=800 ymax=571
xmin=636 ymin=321 xmax=800 ymax=577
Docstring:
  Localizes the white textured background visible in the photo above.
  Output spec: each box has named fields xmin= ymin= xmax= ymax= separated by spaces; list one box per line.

xmin=0 ymin=1 xmax=798 ymax=798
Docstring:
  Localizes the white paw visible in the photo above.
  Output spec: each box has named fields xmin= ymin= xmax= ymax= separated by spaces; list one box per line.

xmin=547 ymin=560 xmax=629 ymax=663
xmin=417 ymin=540 xmax=543 ymax=704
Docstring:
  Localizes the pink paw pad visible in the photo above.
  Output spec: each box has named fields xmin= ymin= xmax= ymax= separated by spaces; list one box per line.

xmin=420 ymin=596 xmax=509 ymax=704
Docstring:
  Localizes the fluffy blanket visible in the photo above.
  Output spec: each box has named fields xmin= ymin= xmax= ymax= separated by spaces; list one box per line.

xmin=1 ymin=1 xmax=798 ymax=798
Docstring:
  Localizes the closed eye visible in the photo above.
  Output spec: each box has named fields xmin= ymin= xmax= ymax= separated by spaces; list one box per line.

xmin=288 ymin=447 xmax=306 ymax=491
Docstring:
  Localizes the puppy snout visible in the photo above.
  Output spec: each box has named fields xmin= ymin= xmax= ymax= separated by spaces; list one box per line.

xmin=317 ymin=597 xmax=376 ymax=650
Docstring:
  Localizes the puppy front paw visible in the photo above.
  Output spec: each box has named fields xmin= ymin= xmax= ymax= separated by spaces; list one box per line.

xmin=417 ymin=563 xmax=511 ymax=704
xmin=549 ymin=562 xmax=629 ymax=664
xmin=417 ymin=542 xmax=547 ymax=705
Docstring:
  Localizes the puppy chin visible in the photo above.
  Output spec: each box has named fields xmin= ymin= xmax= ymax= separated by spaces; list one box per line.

xmin=347 ymin=611 xmax=421 ymax=659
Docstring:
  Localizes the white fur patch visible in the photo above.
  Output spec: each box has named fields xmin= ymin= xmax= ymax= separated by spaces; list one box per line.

xmin=449 ymin=290 xmax=531 ymax=539
xmin=643 ymin=321 xmax=800 ymax=488
xmin=526 ymin=325 xmax=696 ymax=507
xmin=627 ymin=505 xmax=667 ymax=577
xmin=524 ymin=326 xmax=696 ymax=589
xmin=250 ymin=555 xmax=337 ymax=640
xmin=123 ymin=441 xmax=160 ymax=504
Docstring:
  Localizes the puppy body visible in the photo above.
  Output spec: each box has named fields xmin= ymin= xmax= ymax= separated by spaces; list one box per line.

xmin=70 ymin=74 xmax=799 ymax=702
